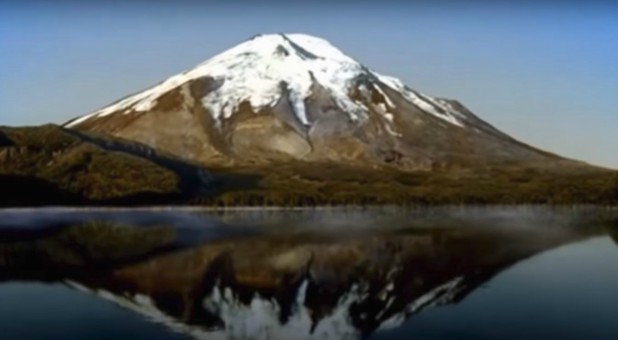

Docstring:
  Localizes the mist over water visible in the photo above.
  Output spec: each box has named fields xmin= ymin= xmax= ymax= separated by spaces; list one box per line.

xmin=0 ymin=207 xmax=617 ymax=340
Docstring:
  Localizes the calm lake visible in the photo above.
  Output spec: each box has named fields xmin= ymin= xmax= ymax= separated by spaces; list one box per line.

xmin=0 ymin=207 xmax=617 ymax=340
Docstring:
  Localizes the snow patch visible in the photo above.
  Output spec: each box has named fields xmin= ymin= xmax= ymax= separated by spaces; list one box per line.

xmin=374 ymin=84 xmax=396 ymax=109
xmin=376 ymin=74 xmax=465 ymax=127
xmin=374 ymin=102 xmax=400 ymax=137
xmin=380 ymin=276 xmax=466 ymax=330
xmin=65 ymin=280 xmax=214 ymax=339
xmin=203 ymin=280 xmax=361 ymax=340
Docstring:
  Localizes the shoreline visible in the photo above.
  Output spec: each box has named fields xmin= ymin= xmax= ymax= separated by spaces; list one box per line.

xmin=0 ymin=204 xmax=615 ymax=213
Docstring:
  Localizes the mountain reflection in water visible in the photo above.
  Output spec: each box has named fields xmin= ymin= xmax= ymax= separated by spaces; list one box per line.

xmin=0 ymin=207 xmax=617 ymax=340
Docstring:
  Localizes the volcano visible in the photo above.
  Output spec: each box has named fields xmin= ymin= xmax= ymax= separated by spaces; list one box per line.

xmin=64 ymin=33 xmax=566 ymax=171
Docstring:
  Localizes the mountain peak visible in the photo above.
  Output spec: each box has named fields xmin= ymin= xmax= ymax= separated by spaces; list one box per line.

xmin=191 ymin=32 xmax=368 ymax=125
xmin=66 ymin=32 xmax=466 ymax=130
xmin=236 ymin=33 xmax=355 ymax=62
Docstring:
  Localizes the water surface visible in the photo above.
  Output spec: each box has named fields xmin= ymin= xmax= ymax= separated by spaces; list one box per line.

xmin=0 ymin=207 xmax=616 ymax=340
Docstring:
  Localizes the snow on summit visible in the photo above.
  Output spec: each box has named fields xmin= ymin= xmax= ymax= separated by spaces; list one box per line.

xmin=66 ymin=33 xmax=465 ymax=128
xmin=196 ymin=33 xmax=368 ymax=125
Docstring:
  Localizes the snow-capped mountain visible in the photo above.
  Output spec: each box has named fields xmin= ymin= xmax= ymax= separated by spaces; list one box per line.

xmin=65 ymin=33 xmax=556 ymax=169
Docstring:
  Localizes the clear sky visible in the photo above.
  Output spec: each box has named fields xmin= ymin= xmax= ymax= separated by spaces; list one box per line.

xmin=1 ymin=1 xmax=617 ymax=168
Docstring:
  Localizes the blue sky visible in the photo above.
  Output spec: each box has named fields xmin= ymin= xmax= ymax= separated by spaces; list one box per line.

xmin=1 ymin=1 xmax=617 ymax=167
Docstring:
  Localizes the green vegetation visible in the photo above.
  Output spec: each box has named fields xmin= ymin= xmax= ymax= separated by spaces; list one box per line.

xmin=0 ymin=125 xmax=209 ymax=206
xmin=197 ymin=162 xmax=618 ymax=206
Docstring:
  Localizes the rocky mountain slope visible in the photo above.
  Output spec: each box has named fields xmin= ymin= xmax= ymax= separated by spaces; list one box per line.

xmin=64 ymin=33 xmax=568 ymax=171
xmin=0 ymin=125 xmax=213 ymax=206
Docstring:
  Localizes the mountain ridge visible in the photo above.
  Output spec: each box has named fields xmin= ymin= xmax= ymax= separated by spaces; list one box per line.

xmin=64 ymin=33 xmax=568 ymax=171
xmin=0 ymin=124 xmax=214 ymax=206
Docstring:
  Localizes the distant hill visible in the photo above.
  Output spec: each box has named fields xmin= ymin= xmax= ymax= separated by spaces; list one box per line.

xmin=0 ymin=125 xmax=213 ymax=206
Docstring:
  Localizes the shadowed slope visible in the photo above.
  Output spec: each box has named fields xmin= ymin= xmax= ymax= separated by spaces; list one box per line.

xmin=0 ymin=125 xmax=213 ymax=206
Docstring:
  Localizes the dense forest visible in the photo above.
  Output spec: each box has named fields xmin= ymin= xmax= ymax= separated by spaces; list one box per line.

xmin=198 ymin=162 xmax=618 ymax=206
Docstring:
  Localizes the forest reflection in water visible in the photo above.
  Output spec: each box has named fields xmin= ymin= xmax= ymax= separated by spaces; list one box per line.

xmin=0 ymin=207 xmax=617 ymax=340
